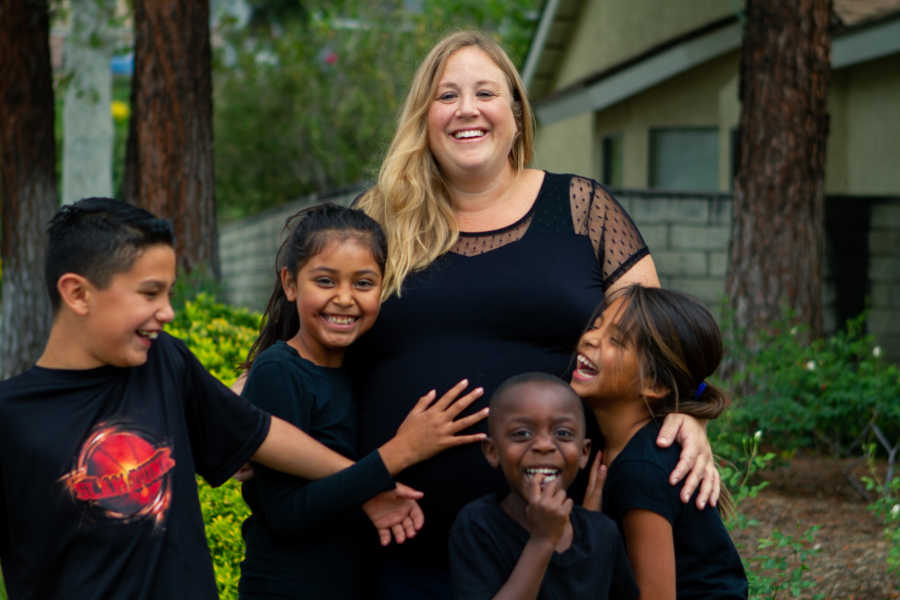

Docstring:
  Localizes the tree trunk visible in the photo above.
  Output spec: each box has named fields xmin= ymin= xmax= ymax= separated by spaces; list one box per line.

xmin=62 ymin=0 xmax=116 ymax=205
xmin=0 ymin=0 xmax=58 ymax=378
xmin=727 ymin=0 xmax=831 ymax=348
xmin=123 ymin=0 xmax=219 ymax=278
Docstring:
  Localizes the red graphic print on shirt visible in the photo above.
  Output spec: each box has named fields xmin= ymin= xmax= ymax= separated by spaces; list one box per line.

xmin=60 ymin=421 xmax=175 ymax=526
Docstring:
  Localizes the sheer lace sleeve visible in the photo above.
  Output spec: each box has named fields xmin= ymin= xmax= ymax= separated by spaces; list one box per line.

xmin=570 ymin=176 xmax=649 ymax=288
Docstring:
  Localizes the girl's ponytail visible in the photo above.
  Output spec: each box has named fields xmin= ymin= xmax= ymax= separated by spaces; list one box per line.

xmin=609 ymin=284 xmax=728 ymax=421
xmin=673 ymin=380 xmax=729 ymax=421
xmin=241 ymin=275 xmax=300 ymax=371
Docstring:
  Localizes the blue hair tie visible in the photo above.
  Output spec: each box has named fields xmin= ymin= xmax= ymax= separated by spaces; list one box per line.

xmin=693 ymin=381 xmax=707 ymax=400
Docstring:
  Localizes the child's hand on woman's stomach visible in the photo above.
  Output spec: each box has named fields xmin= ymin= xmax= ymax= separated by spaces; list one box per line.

xmin=378 ymin=378 xmax=489 ymax=473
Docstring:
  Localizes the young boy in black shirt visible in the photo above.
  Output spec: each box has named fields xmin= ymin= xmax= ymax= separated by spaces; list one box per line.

xmin=0 ymin=198 xmax=439 ymax=600
xmin=449 ymin=372 xmax=638 ymax=599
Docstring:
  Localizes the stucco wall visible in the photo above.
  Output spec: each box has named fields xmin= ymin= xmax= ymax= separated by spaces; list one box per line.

xmin=553 ymin=48 xmax=900 ymax=195
xmin=555 ymin=0 xmax=735 ymax=89
xmin=842 ymin=54 xmax=900 ymax=194
xmin=590 ymin=52 xmax=739 ymax=190
xmin=531 ymin=112 xmax=595 ymax=178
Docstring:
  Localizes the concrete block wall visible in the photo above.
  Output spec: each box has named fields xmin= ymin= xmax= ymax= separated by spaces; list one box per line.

xmin=616 ymin=189 xmax=900 ymax=362
xmin=868 ymin=199 xmax=900 ymax=360
xmin=615 ymin=190 xmax=732 ymax=307
xmin=218 ymin=188 xmax=900 ymax=361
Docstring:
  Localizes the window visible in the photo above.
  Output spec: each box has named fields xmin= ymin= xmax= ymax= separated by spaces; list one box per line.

xmin=601 ymin=134 xmax=623 ymax=187
xmin=649 ymin=127 xmax=718 ymax=191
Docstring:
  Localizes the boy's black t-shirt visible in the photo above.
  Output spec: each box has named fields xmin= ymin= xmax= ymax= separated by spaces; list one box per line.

xmin=0 ymin=332 xmax=270 ymax=600
xmin=449 ymin=493 xmax=639 ymax=600
xmin=603 ymin=421 xmax=748 ymax=599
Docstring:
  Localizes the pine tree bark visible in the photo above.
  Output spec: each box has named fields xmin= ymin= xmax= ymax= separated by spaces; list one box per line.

xmin=0 ymin=0 xmax=58 ymax=378
xmin=727 ymin=0 xmax=831 ymax=346
xmin=123 ymin=0 xmax=219 ymax=278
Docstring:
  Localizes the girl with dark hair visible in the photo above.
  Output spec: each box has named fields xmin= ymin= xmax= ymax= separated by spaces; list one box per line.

xmin=237 ymin=203 xmax=488 ymax=600
xmin=571 ymin=285 xmax=748 ymax=599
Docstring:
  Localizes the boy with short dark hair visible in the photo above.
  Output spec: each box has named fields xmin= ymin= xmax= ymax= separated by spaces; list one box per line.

xmin=449 ymin=372 xmax=638 ymax=600
xmin=0 ymin=198 xmax=423 ymax=599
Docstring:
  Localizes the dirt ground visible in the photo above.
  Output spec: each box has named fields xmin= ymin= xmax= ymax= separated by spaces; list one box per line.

xmin=731 ymin=454 xmax=900 ymax=599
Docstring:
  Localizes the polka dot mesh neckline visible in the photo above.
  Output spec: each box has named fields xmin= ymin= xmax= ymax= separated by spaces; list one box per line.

xmin=448 ymin=175 xmax=645 ymax=278
xmin=450 ymin=203 xmax=536 ymax=256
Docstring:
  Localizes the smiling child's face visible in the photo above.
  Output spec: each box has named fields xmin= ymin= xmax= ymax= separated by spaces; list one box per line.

xmin=570 ymin=296 xmax=644 ymax=406
xmin=81 ymin=244 xmax=176 ymax=368
xmin=282 ymin=236 xmax=383 ymax=367
xmin=483 ymin=381 xmax=590 ymax=504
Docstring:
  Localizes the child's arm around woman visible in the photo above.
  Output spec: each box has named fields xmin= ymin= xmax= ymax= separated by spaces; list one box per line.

xmin=244 ymin=348 xmax=485 ymax=544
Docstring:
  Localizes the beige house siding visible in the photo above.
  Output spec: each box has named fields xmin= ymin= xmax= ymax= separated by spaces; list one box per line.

xmin=528 ymin=3 xmax=900 ymax=196
xmin=534 ymin=51 xmax=900 ymax=196
xmin=554 ymin=1 xmax=735 ymax=89
xmin=842 ymin=54 xmax=900 ymax=194
xmin=532 ymin=113 xmax=595 ymax=179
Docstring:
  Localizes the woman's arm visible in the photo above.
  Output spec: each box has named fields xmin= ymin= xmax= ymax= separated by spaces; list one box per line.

xmin=622 ymin=509 xmax=676 ymax=600
xmin=606 ymin=254 xmax=661 ymax=292
xmin=656 ymin=415 xmax=720 ymax=508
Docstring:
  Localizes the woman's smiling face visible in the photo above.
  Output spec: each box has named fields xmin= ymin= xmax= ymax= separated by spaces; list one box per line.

xmin=426 ymin=46 xmax=518 ymax=184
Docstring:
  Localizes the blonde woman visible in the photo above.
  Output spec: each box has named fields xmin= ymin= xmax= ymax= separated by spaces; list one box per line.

xmin=349 ymin=30 xmax=719 ymax=597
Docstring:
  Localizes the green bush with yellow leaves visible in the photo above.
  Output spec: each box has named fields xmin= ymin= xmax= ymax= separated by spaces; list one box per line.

xmin=167 ymin=292 xmax=262 ymax=600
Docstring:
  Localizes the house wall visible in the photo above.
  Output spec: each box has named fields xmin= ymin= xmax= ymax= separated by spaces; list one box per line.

xmin=536 ymin=48 xmax=900 ymax=196
xmin=554 ymin=0 xmax=734 ymax=89
xmin=531 ymin=113 xmax=595 ymax=180
xmin=219 ymin=191 xmax=900 ymax=362
xmin=841 ymin=54 xmax=900 ymax=194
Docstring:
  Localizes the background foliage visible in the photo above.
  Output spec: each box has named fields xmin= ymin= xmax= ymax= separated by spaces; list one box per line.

xmin=213 ymin=0 xmax=540 ymax=221
xmin=723 ymin=311 xmax=900 ymax=463
xmin=715 ymin=309 xmax=900 ymax=596
xmin=166 ymin=291 xmax=261 ymax=600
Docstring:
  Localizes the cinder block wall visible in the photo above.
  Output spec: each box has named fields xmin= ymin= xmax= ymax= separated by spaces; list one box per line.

xmin=868 ymin=199 xmax=900 ymax=359
xmin=615 ymin=191 xmax=732 ymax=305
xmin=219 ymin=189 xmax=900 ymax=361
xmin=616 ymin=189 xmax=900 ymax=361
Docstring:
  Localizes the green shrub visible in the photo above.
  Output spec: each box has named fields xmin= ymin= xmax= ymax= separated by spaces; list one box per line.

xmin=197 ymin=477 xmax=250 ymax=599
xmin=715 ymin=428 xmax=824 ymax=598
xmin=167 ymin=291 xmax=260 ymax=385
xmin=725 ymin=313 xmax=900 ymax=459
xmin=166 ymin=292 xmax=261 ymax=600
xmin=746 ymin=527 xmax=824 ymax=599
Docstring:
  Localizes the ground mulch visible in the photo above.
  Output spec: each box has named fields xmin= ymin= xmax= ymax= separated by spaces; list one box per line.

xmin=731 ymin=454 xmax=900 ymax=599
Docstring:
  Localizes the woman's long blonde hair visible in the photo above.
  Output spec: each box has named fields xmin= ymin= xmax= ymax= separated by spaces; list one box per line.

xmin=355 ymin=30 xmax=535 ymax=299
